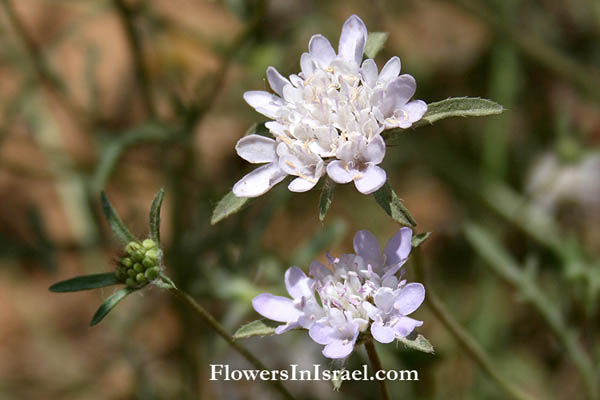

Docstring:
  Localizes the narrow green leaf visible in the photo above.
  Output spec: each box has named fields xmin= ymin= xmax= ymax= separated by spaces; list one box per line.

xmin=49 ymin=273 xmax=121 ymax=292
xmin=211 ymin=191 xmax=251 ymax=225
xmin=100 ymin=191 xmax=136 ymax=244
xmin=412 ymin=232 xmax=431 ymax=248
xmin=149 ymin=188 xmax=165 ymax=245
xmin=397 ymin=333 xmax=435 ymax=354
xmin=383 ymin=97 xmax=504 ymax=144
xmin=373 ymin=183 xmax=416 ymax=227
xmin=319 ymin=178 xmax=336 ymax=221
xmin=90 ymin=287 xmax=135 ymax=326
xmin=364 ymin=32 xmax=389 ymax=59
xmin=233 ymin=319 xmax=281 ymax=339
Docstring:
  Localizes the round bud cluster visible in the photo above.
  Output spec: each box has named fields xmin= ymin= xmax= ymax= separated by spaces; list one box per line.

xmin=115 ymin=239 xmax=162 ymax=288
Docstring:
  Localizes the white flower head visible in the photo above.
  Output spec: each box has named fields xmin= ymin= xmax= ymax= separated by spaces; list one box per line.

xmin=252 ymin=228 xmax=425 ymax=359
xmin=234 ymin=15 xmax=426 ymax=198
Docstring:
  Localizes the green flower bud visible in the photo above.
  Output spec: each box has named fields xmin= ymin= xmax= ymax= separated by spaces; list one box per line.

xmin=125 ymin=241 xmax=143 ymax=254
xmin=144 ymin=248 xmax=160 ymax=262
xmin=133 ymin=263 xmax=144 ymax=272
xmin=120 ymin=257 xmax=133 ymax=268
xmin=142 ymin=239 xmax=157 ymax=249
xmin=136 ymin=273 xmax=147 ymax=283
xmin=142 ymin=257 xmax=155 ymax=268
xmin=127 ymin=268 xmax=137 ymax=277
xmin=145 ymin=267 xmax=159 ymax=280
xmin=131 ymin=250 xmax=145 ymax=262
xmin=125 ymin=278 xmax=137 ymax=287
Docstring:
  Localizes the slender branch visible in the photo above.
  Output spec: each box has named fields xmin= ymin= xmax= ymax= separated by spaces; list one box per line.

xmin=364 ymin=339 xmax=390 ymax=400
xmin=464 ymin=223 xmax=599 ymax=400
xmin=1 ymin=0 xmax=88 ymax=127
xmin=113 ymin=0 xmax=157 ymax=118
xmin=166 ymin=284 xmax=296 ymax=400
xmin=413 ymin=248 xmax=534 ymax=400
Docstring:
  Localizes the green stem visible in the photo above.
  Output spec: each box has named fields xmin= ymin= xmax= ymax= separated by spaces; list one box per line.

xmin=113 ymin=0 xmax=157 ymax=118
xmin=364 ymin=339 xmax=390 ymax=400
xmin=166 ymin=284 xmax=296 ymax=400
xmin=464 ymin=223 xmax=599 ymax=400
xmin=413 ymin=249 xmax=534 ymax=400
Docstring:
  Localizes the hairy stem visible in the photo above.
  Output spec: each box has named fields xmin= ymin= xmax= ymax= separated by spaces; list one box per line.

xmin=166 ymin=284 xmax=296 ymax=400
xmin=364 ymin=339 xmax=390 ymax=400
xmin=413 ymin=248 xmax=534 ymax=400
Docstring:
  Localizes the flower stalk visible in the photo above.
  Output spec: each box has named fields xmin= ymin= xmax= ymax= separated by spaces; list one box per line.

xmin=165 ymin=280 xmax=296 ymax=400
xmin=364 ymin=339 xmax=390 ymax=400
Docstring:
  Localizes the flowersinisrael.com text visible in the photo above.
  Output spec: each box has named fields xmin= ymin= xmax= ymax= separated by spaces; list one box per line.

xmin=210 ymin=364 xmax=418 ymax=382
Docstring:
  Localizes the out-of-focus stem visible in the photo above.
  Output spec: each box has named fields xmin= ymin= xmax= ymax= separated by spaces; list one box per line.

xmin=113 ymin=0 xmax=157 ymax=118
xmin=464 ymin=223 xmax=599 ymax=400
xmin=413 ymin=248 xmax=534 ymax=400
xmin=364 ymin=339 xmax=390 ymax=400
xmin=166 ymin=284 xmax=296 ymax=400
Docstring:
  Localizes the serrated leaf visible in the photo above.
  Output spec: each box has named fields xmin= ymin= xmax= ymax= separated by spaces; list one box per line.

xmin=211 ymin=191 xmax=251 ymax=225
xmin=233 ymin=319 xmax=281 ymax=339
xmin=373 ymin=182 xmax=416 ymax=227
xmin=412 ymin=232 xmax=431 ymax=248
xmin=319 ymin=178 xmax=335 ymax=221
xmin=397 ymin=333 xmax=435 ymax=354
xmin=90 ymin=287 xmax=135 ymax=326
xmin=149 ymin=188 xmax=164 ymax=244
xmin=100 ymin=191 xmax=136 ymax=244
xmin=49 ymin=273 xmax=121 ymax=292
xmin=364 ymin=32 xmax=389 ymax=59
xmin=383 ymin=97 xmax=504 ymax=144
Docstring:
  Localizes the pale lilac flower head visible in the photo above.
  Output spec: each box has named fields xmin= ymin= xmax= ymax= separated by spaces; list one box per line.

xmin=233 ymin=15 xmax=426 ymax=198
xmin=252 ymin=227 xmax=425 ymax=359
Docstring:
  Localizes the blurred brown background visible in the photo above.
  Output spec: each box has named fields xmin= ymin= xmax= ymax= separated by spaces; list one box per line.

xmin=0 ymin=0 xmax=599 ymax=399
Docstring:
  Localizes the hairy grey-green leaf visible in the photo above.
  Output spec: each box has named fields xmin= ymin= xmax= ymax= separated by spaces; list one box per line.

xmin=100 ymin=191 xmax=136 ymax=244
xmin=49 ymin=273 xmax=121 ymax=292
xmin=364 ymin=32 xmax=389 ymax=59
xmin=373 ymin=183 xmax=416 ymax=227
xmin=319 ymin=178 xmax=336 ymax=221
xmin=384 ymin=97 xmax=504 ymax=144
xmin=211 ymin=191 xmax=252 ymax=225
xmin=90 ymin=287 xmax=135 ymax=326
xmin=233 ymin=319 xmax=281 ymax=339
xmin=149 ymin=188 xmax=165 ymax=245
xmin=412 ymin=232 xmax=431 ymax=248
xmin=397 ymin=333 xmax=435 ymax=354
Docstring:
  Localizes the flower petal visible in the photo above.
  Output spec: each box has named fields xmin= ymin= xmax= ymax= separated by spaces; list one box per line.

xmin=309 ymin=261 xmax=332 ymax=282
xmin=232 ymin=163 xmax=287 ymax=198
xmin=381 ymin=74 xmax=416 ymax=116
xmin=373 ymin=287 xmax=396 ymax=313
xmin=326 ymin=160 xmax=353 ymax=184
xmin=394 ymin=282 xmax=425 ymax=315
xmin=275 ymin=321 xmax=300 ymax=334
xmin=365 ymin=135 xmax=386 ymax=164
xmin=393 ymin=316 xmax=423 ymax=338
xmin=300 ymin=52 xmax=315 ymax=77
xmin=285 ymin=266 xmax=313 ymax=300
xmin=235 ymin=134 xmax=277 ymax=164
xmin=354 ymin=165 xmax=386 ymax=194
xmin=338 ymin=15 xmax=368 ymax=66
xmin=361 ymin=58 xmax=378 ymax=87
xmin=288 ymin=177 xmax=318 ymax=192
xmin=243 ymin=90 xmax=282 ymax=118
xmin=379 ymin=56 xmax=401 ymax=83
xmin=403 ymin=99 xmax=428 ymax=124
xmin=252 ymin=293 xmax=302 ymax=323
xmin=322 ymin=339 xmax=355 ymax=359
xmin=266 ymin=66 xmax=291 ymax=96
xmin=309 ymin=322 xmax=335 ymax=345
xmin=353 ymin=230 xmax=381 ymax=262
xmin=309 ymin=34 xmax=336 ymax=68
xmin=371 ymin=322 xmax=396 ymax=344
xmin=383 ymin=227 xmax=413 ymax=267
